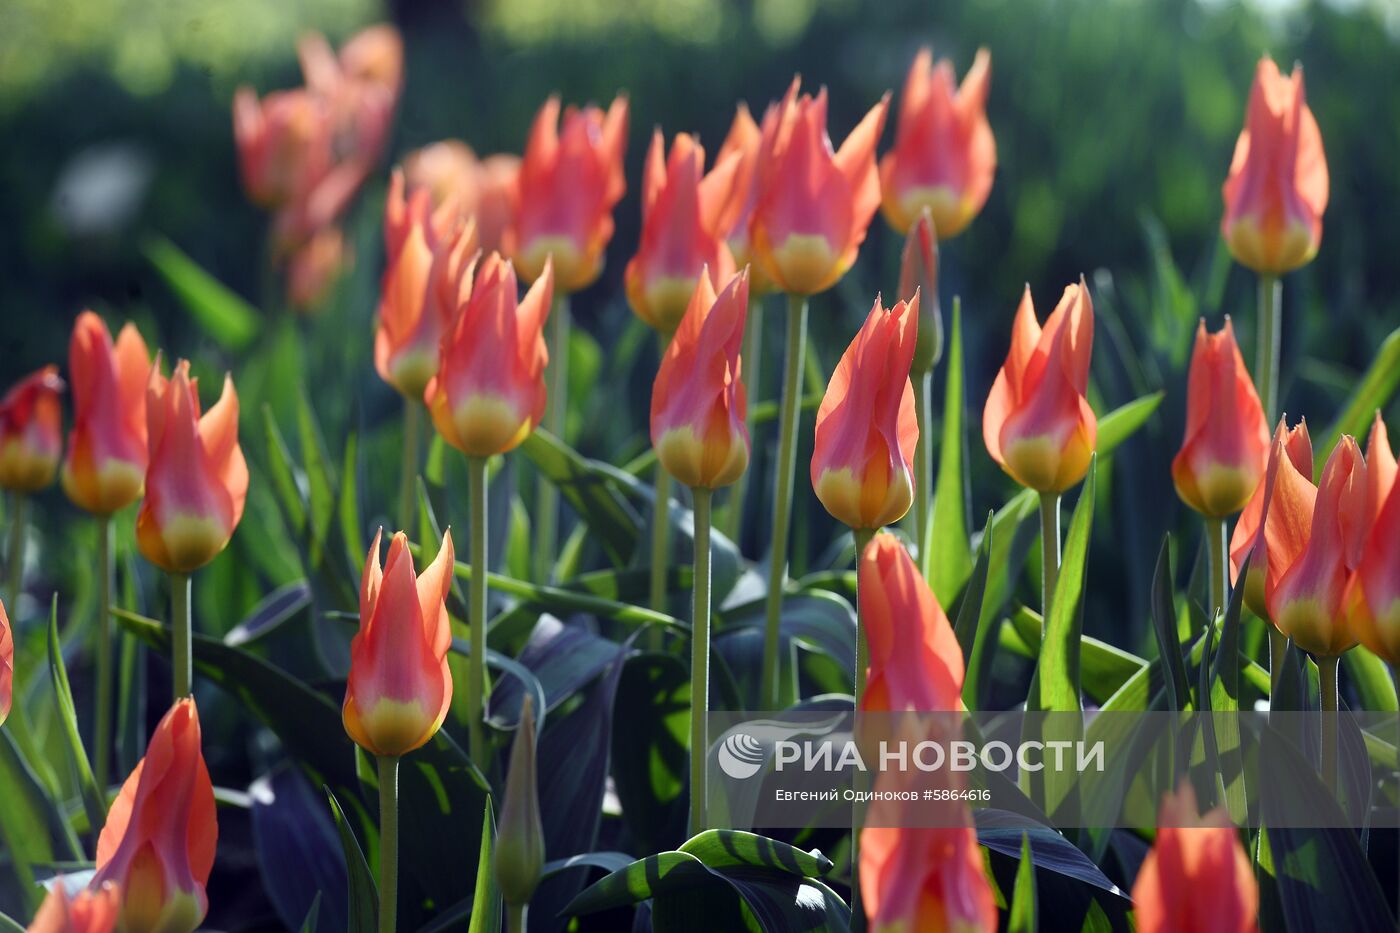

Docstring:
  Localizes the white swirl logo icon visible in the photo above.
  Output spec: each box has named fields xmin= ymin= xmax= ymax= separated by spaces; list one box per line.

xmin=718 ymin=733 xmax=765 ymax=780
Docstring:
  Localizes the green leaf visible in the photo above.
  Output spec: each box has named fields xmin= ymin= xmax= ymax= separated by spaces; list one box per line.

xmin=610 ymin=654 xmax=690 ymax=854
xmin=466 ymin=797 xmax=501 ymax=933
xmin=224 ymin=580 xmax=312 ymax=647
xmin=519 ymin=429 xmax=641 ymax=566
xmin=1009 ymin=833 xmax=1037 ymax=933
xmin=1002 ymin=608 xmax=1147 ymax=704
xmin=954 ymin=514 xmax=997 ymax=711
xmin=1080 ymin=899 xmax=1112 ymax=933
xmin=1208 ymin=549 xmax=1249 ymax=822
xmin=263 ymin=406 xmax=308 ymax=533
xmin=298 ymin=892 xmax=323 ymax=933
xmin=296 ymin=391 xmax=336 ymax=569
xmin=1342 ymin=648 xmax=1398 ymax=712
xmin=0 ymin=728 xmax=69 ymax=910
xmin=1035 ymin=459 xmax=1096 ymax=714
xmin=143 ymin=235 xmax=260 ymax=350
xmin=1149 ymin=537 xmax=1190 ymax=712
xmin=46 ymin=597 xmax=107 ymax=836
xmin=926 ymin=299 xmax=971 ymax=603
xmin=1318 ymin=325 xmax=1400 ymax=462
xmin=325 ymin=788 xmax=378 ymax=933
xmin=677 ymin=830 xmax=832 ymax=877
xmin=339 ymin=431 xmax=366 ymax=571
xmin=0 ymin=911 xmax=26 ymax=933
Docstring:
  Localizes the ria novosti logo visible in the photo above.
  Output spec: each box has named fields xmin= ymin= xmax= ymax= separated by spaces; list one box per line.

xmin=717 ymin=733 xmax=765 ymax=779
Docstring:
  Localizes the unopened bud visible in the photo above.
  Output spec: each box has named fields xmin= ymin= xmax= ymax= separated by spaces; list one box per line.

xmin=900 ymin=208 xmax=942 ymax=375
xmin=495 ymin=695 xmax=544 ymax=908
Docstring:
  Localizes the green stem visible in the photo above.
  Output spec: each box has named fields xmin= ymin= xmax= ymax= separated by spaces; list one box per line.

xmin=1255 ymin=274 xmax=1282 ymax=422
xmin=94 ymin=516 xmax=113 ymax=798
xmin=649 ymin=333 xmax=674 ymax=652
xmin=912 ymin=371 xmax=933 ymax=572
xmin=171 ymin=573 xmax=192 ymax=699
xmin=534 ymin=295 xmax=570 ymax=583
xmin=852 ymin=528 xmax=876 ymax=707
xmin=7 ymin=493 xmax=26 ymax=612
xmin=1319 ymin=655 xmax=1339 ymax=795
xmin=723 ymin=296 xmax=761 ymax=543
xmin=760 ymin=294 xmax=808 ymax=709
xmin=507 ymin=904 xmax=527 ymax=933
xmin=1038 ymin=493 xmax=1061 ymax=628
xmin=378 ymin=755 xmax=400 ymax=933
xmin=1206 ymin=517 xmax=1227 ymax=618
xmin=689 ymin=488 xmax=713 ymax=836
xmin=468 ymin=456 xmax=489 ymax=769
xmin=398 ymin=399 xmax=421 ymax=534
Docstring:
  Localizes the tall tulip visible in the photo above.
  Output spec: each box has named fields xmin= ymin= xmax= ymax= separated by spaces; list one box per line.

xmin=296 ymin=25 xmax=402 ymax=179
xmin=879 ymin=47 xmax=995 ymax=239
xmin=1350 ymin=415 xmax=1400 ymax=665
xmin=983 ymin=281 xmax=1095 ymax=624
xmin=232 ymin=87 xmax=332 ymax=211
xmin=90 ymin=698 xmax=217 ymax=933
xmin=402 ymin=143 xmax=518 ymax=255
xmin=650 ymin=269 xmax=749 ymax=832
xmin=0 ymin=366 xmax=64 ymax=612
xmin=136 ymin=360 xmax=247 ymax=699
xmin=27 ymin=881 xmax=120 ymax=933
xmin=343 ymin=528 xmax=454 ymax=933
xmin=899 ymin=210 xmax=942 ymax=563
xmin=1132 ymin=784 xmax=1257 ymax=933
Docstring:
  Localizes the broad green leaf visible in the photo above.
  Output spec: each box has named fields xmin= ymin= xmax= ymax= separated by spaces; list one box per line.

xmin=224 ymin=580 xmax=311 ymax=647
xmin=325 ymin=788 xmax=377 ymax=933
xmin=677 ymin=830 xmax=832 ymax=877
xmin=1149 ymin=537 xmax=1190 ymax=712
xmin=1318 ymin=325 xmax=1400 ymax=463
xmin=519 ymin=429 xmax=641 ymax=565
xmin=955 ymin=514 xmax=998 ymax=711
xmin=46 ymin=597 xmax=107 ymax=835
xmin=1009 ymin=833 xmax=1037 ymax=933
xmin=1035 ymin=460 xmax=1096 ymax=714
xmin=0 ymin=913 xmax=25 ymax=933
xmin=143 ymin=236 xmax=261 ymax=350
xmin=1002 ymin=608 xmax=1147 ymax=704
xmin=466 ymin=798 xmax=501 ymax=933
xmin=611 ymin=653 xmax=690 ymax=854
xmin=926 ymin=299 xmax=971 ymax=603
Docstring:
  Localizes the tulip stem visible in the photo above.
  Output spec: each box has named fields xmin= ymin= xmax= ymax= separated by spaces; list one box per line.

xmin=398 ymin=399 xmax=421 ymax=533
xmin=378 ymin=754 xmax=400 ymax=933
xmin=94 ymin=516 xmax=114 ymax=798
xmin=507 ymin=904 xmax=527 ymax=933
xmin=649 ymin=334 xmax=675 ymax=652
xmin=468 ymin=455 xmax=489 ymax=769
xmin=6 ymin=493 xmax=26 ymax=613
xmin=852 ymin=527 xmax=876 ymax=707
xmin=1206 ymin=517 xmax=1227 ymax=618
xmin=912 ymin=370 xmax=933 ymax=569
xmin=723 ymin=295 xmax=761 ymax=544
xmin=761 ymin=293 xmax=808 ymax=709
xmin=1255 ymin=274 xmax=1282 ymax=422
xmin=534 ymin=295 xmax=570 ymax=583
xmin=171 ymin=573 xmax=192 ymax=700
xmin=1319 ymin=655 xmax=1339 ymax=796
xmin=689 ymin=487 xmax=713 ymax=836
xmin=1038 ymin=493 xmax=1061 ymax=628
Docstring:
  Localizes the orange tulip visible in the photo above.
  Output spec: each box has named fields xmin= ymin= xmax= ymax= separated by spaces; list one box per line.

xmin=297 ymin=25 xmax=402 ymax=172
xmin=27 ymin=882 xmax=120 ymax=933
xmin=135 ymin=361 xmax=248 ymax=575
xmin=858 ymin=533 xmax=963 ymax=714
xmin=1265 ymin=435 xmax=1367 ymax=657
xmin=232 ymin=87 xmax=332 ymax=211
xmin=1346 ymin=414 xmax=1399 ymax=663
xmin=1229 ymin=418 xmax=1312 ymax=617
xmin=343 ymin=528 xmax=455 ymax=758
xmin=1361 ymin=410 xmax=1396 ymax=524
xmin=749 ymin=82 xmax=888 ymax=295
xmin=402 ymin=144 xmax=519 ymax=256
xmin=813 ymin=295 xmax=919 ymax=531
xmin=1221 ymin=57 xmax=1328 ymax=276
xmin=90 ymin=698 xmax=217 ymax=933
xmin=473 ymin=155 xmax=521 ymax=258
xmin=0 ymin=367 xmax=65 ymax=494
xmin=509 ymin=95 xmax=628 ymax=292
xmin=1132 ymin=784 xmax=1257 ymax=933
xmin=712 ymin=103 xmax=763 ymax=280
xmin=375 ymin=171 xmax=478 ymax=400
xmin=880 ymin=47 xmax=995 ymax=238
xmin=982 ymin=281 xmax=1096 ymax=494
xmin=899 ymin=208 xmax=942 ymax=374
xmin=1172 ymin=319 xmax=1270 ymax=517
xmin=625 ymin=131 xmax=739 ymax=336
xmin=650 ymin=268 xmax=750 ymax=490
xmin=62 ymin=313 xmax=151 ymax=515
xmin=426 ymin=253 xmax=553 ymax=458
xmin=0 ymin=598 xmax=11 ymax=728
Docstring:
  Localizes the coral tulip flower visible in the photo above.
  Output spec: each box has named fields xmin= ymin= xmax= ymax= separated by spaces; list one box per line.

xmin=426 ymin=253 xmax=553 ymax=459
xmin=375 ymin=171 xmax=478 ymax=400
xmin=900 ymin=208 xmax=942 ymax=374
xmin=90 ymin=698 xmax=217 ymax=933
xmin=232 ymin=87 xmax=332 ymax=211
xmin=402 ymin=144 xmax=519 ymax=256
xmin=982 ymin=281 xmax=1096 ymax=494
xmin=1221 ymin=57 xmax=1328 ymax=276
xmin=136 ymin=361 xmax=248 ymax=575
xmin=749 ymin=82 xmax=888 ymax=296
xmin=813 ymin=295 xmax=919 ymax=531
xmin=1132 ymin=784 xmax=1257 ymax=933
xmin=1265 ymin=435 xmax=1367 ymax=657
xmin=297 ymin=25 xmax=403 ymax=170
xmin=651 ymin=268 xmax=750 ymax=490
xmin=0 ymin=367 xmax=65 ymax=494
xmin=880 ymin=47 xmax=995 ymax=239
xmin=343 ymin=529 xmax=455 ymax=758
xmin=510 ymin=95 xmax=628 ymax=293
xmin=63 ymin=312 xmax=152 ymax=515
xmin=27 ymin=881 xmax=120 ymax=933
xmin=0 ymin=598 xmax=11 ymax=728
xmin=1172 ymin=319 xmax=1270 ymax=517
xmin=712 ymin=103 xmax=765 ymax=290
xmin=625 ymin=131 xmax=739 ymax=336
xmin=1229 ymin=418 xmax=1312 ymax=617
xmin=858 ymin=533 xmax=963 ymax=714
xmin=1346 ymin=415 xmax=1399 ymax=663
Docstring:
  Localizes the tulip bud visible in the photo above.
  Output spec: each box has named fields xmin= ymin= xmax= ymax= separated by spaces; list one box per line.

xmin=135 ymin=360 xmax=248 ymax=575
xmin=813 ymin=296 xmax=919 ymax=531
xmin=495 ymin=694 xmax=545 ymax=909
xmin=1350 ymin=416 xmax=1400 ymax=664
xmin=0 ymin=598 xmax=12 ymax=728
xmin=426 ymin=253 xmax=553 ymax=459
xmin=62 ymin=313 xmax=152 ymax=515
xmin=91 ymin=698 xmax=217 ymax=933
xmin=982 ymin=281 xmax=1096 ymax=494
xmin=28 ymin=881 xmax=121 ymax=933
xmin=1133 ymin=785 xmax=1257 ymax=933
xmin=1229 ymin=419 xmax=1312 ymax=618
xmin=1172 ymin=319 xmax=1270 ymax=518
xmin=1221 ymin=57 xmax=1329 ymax=276
xmin=343 ymin=529 xmax=455 ymax=758
xmin=651 ymin=269 xmax=750 ymax=490
xmin=1362 ymin=410 xmax=1396 ymax=525
xmin=509 ymin=95 xmax=629 ymax=293
xmin=625 ymin=131 xmax=738 ymax=337
xmin=879 ymin=47 xmax=996 ymax=240
xmin=749 ymin=82 xmax=888 ymax=296
xmin=0 ymin=367 xmax=65 ymax=494
xmin=899 ymin=209 xmax=942 ymax=374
